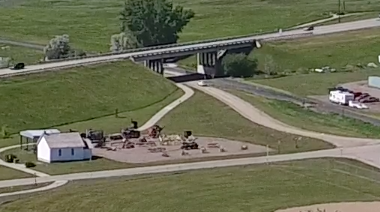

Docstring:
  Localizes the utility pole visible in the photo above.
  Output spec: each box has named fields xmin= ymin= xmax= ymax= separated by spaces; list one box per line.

xmin=343 ymin=1 xmax=346 ymax=12
xmin=338 ymin=0 xmax=341 ymax=23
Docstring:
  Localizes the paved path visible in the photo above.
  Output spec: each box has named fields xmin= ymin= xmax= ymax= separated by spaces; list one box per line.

xmin=1 ymin=144 xmax=380 ymax=189
xmin=1 ymin=19 xmax=380 ymax=77
xmin=0 ymin=145 xmax=48 ymax=177
xmin=1 ymin=71 xmax=380 ymax=191
xmin=183 ymin=80 xmax=380 ymax=148
xmin=291 ymin=13 xmax=360 ymax=29
xmin=1 ymin=18 xmax=380 ymax=197
xmin=0 ymin=80 xmax=194 ymax=196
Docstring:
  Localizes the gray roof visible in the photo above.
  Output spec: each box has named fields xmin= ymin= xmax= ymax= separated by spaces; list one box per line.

xmin=40 ymin=132 xmax=85 ymax=149
xmin=20 ymin=129 xmax=60 ymax=139
xmin=83 ymin=138 xmax=94 ymax=149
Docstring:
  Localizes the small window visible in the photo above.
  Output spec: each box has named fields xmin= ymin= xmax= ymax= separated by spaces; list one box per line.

xmin=71 ymin=148 xmax=74 ymax=155
xmin=58 ymin=149 xmax=62 ymax=156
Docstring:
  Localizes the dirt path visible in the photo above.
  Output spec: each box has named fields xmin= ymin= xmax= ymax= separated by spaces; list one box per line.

xmin=275 ymin=201 xmax=380 ymax=212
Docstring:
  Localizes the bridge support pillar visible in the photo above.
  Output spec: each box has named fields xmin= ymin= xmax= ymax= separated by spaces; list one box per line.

xmin=143 ymin=59 xmax=164 ymax=75
xmin=196 ymin=51 xmax=222 ymax=77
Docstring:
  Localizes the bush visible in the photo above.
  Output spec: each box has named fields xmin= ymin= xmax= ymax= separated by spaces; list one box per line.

xmin=0 ymin=125 xmax=11 ymax=139
xmin=25 ymin=162 xmax=36 ymax=168
xmin=4 ymin=154 xmax=17 ymax=163
xmin=221 ymin=53 xmax=258 ymax=78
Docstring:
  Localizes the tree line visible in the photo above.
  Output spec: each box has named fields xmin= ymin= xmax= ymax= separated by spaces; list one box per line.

xmin=42 ymin=0 xmax=257 ymax=78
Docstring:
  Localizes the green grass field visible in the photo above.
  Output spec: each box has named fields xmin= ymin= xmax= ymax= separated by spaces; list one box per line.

xmin=1 ymin=158 xmax=380 ymax=212
xmin=232 ymin=90 xmax=380 ymax=138
xmin=316 ymin=12 xmax=379 ymax=26
xmin=0 ymin=147 xmax=135 ymax=175
xmin=254 ymin=28 xmax=380 ymax=73
xmin=0 ymin=88 xmax=182 ymax=149
xmin=0 ymin=61 xmax=180 ymax=134
xmin=250 ymin=69 xmax=380 ymax=96
xmin=0 ymin=183 xmax=51 ymax=194
xmin=0 ymin=0 xmax=379 ymax=51
xmin=179 ymin=27 xmax=380 ymax=74
xmin=0 ymin=166 xmax=32 ymax=180
xmin=0 ymin=90 xmax=333 ymax=175
xmin=0 ymin=44 xmax=43 ymax=64
xmin=158 ymin=91 xmax=333 ymax=153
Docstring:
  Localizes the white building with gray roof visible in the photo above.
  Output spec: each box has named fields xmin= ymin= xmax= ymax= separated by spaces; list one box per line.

xmin=37 ymin=132 xmax=93 ymax=163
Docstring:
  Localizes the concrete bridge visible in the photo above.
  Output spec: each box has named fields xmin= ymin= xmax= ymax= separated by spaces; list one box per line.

xmin=136 ymin=41 xmax=258 ymax=76
xmin=0 ymin=18 xmax=379 ymax=78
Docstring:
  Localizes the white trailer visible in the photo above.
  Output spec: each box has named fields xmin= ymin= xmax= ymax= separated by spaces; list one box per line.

xmin=329 ymin=91 xmax=354 ymax=105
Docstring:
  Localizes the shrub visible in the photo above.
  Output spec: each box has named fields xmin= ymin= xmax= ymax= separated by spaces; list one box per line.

xmin=0 ymin=125 xmax=11 ymax=139
xmin=221 ymin=53 xmax=258 ymax=78
xmin=25 ymin=162 xmax=36 ymax=168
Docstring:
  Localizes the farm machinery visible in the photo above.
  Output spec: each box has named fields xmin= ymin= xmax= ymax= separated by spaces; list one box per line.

xmin=80 ymin=129 xmax=107 ymax=147
xmin=149 ymin=125 xmax=164 ymax=138
xmin=121 ymin=120 xmax=141 ymax=139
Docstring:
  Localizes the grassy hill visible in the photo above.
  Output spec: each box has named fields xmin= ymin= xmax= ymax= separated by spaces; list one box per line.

xmin=1 ymin=0 xmax=380 ymax=51
xmin=2 ymin=159 xmax=380 ymax=212
xmin=254 ymin=28 xmax=380 ymax=72
xmin=0 ymin=61 xmax=179 ymax=134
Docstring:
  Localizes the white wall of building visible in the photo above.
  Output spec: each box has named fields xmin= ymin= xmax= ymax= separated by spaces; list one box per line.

xmin=50 ymin=147 xmax=85 ymax=162
xmin=37 ymin=137 xmax=51 ymax=163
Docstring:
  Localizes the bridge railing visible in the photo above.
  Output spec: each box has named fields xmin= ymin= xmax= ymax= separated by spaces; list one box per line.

xmin=39 ymin=28 xmax=291 ymax=64
xmin=0 ymin=33 xmax=315 ymax=78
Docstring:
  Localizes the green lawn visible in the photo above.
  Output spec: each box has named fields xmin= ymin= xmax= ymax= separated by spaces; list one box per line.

xmin=158 ymin=91 xmax=333 ymax=153
xmin=0 ymin=88 xmax=182 ymax=175
xmin=2 ymin=158 xmax=380 ymax=212
xmin=231 ymin=90 xmax=380 ymax=138
xmin=0 ymin=90 xmax=333 ymax=175
xmin=0 ymin=44 xmax=43 ymax=64
xmin=0 ymin=87 xmax=182 ymax=149
xmin=317 ymin=12 xmax=379 ymax=26
xmin=1 ymin=0 xmax=379 ymax=51
xmin=0 ymin=183 xmax=51 ymax=194
xmin=179 ymin=27 xmax=380 ymax=74
xmin=250 ymin=69 xmax=380 ymax=96
xmin=0 ymin=166 xmax=32 ymax=180
xmin=0 ymin=147 xmax=136 ymax=175
xmin=253 ymin=28 xmax=380 ymax=73
xmin=0 ymin=61 xmax=180 ymax=134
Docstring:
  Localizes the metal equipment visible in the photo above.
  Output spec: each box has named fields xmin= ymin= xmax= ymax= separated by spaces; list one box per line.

xmin=149 ymin=125 xmax=164 ymax=138
xmin=181 ymin=141 xmax=198 ymax=150
xmin=184 ymin=131 xmax=192 ymax=138
xmin=121 ymin=128 xmax=140 ymax=139
xmin=84 ymin=129 xmax=106 ymax=143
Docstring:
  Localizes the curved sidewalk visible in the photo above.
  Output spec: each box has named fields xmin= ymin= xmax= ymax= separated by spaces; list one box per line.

xmin=185 ymin=81 xmax=380 ymax=148
xmin=0 ymin=81 xmax=194 ymax=197
xmin=1 ymin=80 xmax=380 ymax=193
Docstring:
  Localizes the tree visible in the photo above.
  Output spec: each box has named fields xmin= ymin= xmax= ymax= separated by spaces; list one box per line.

xmin=221 ymin=53 xmax=258 ymax=78
xmin=263 ymin=55 xmax=278 ymax=75
xmin=110 ymin=32 xmax=139 ymax=52
xmin=120 ymin=0 xmax=195 ymax=47
xmin=43 ymin=34 xmax=71 ymax=60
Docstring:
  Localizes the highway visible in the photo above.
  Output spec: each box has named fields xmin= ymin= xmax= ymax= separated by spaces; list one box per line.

xmin=0 ymin=18 xmax=379 ymax=77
